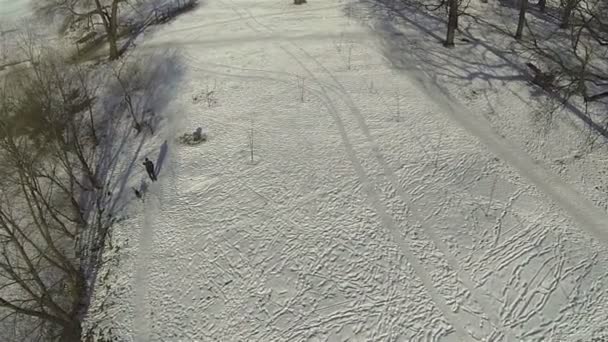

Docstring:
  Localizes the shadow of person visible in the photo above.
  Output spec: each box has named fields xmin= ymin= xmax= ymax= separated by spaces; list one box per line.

xmin=155 ymin=140 xmax=169 ymax=176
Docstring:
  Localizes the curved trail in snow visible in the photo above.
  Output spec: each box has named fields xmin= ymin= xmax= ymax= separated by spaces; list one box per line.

xmin=210 ymin=0 xmax=608 ymax=339
xmin=152 ymin=3 xmax=345 ymax=37
xmin=132 ymin=118 xmax=181 ymax=342
xmin=125 ymin=0 xmax=608 ymax=340
xmin=133 ymin=196 xmax=154 ymax=342
xmin=247 ymin=0 xmax=608 ymax=246
xmin=215 ymin=0 xmax=608 ymax=244
xmin=401 ymin=66 xmax=608 ymax=244
xmin=216 ymin=0 xmax=515 ymax=339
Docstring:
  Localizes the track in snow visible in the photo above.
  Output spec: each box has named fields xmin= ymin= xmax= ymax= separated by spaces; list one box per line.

xmin=116 ymin=1 xmax=608 ymax=341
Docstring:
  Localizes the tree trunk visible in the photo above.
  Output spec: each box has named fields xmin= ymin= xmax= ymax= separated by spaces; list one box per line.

xmin=515 ymin=0 xmax=528 ymax=40
xmin=108 ymin=34 xmax=119 ymax=60
xmin=538 ymin=0 xmax=546 ymax=11
xmin=108 ymin=0 xmax=121 ymax=60
xmin=560 ymin=0 xmax=575 ymax=28
xmin=59 ymin=321 xmax=82 ymax=342
xmin=94 ymin=0 xmax=121 ymax=60
xmin=444 ymin=0 xmax=458 ymax=47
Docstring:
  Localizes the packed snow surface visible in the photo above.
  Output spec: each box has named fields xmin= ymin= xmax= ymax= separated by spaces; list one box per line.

xmin=86 ymin=0 xmax=608 ymax=341
xmin=0 ymin=0 xmax=29 ymax=18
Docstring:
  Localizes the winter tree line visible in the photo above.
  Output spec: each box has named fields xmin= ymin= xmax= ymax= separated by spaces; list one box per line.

xmin=0 ymin=1 xmax=188 ymax=341
xmin=368 ymin=0 xmax=608 ymax=110
xmin=1 ymin=40 xmax=109 ymax=341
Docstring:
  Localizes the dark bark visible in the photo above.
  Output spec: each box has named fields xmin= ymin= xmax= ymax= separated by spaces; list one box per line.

xmin=93 ymin=0 xmax=122 ymax=60
xmin=59 ymin=322 xmax=82 ymax=342
xmin=538 ymin=0 xmax=546 ymax=11
xmin=515 ymin=0 xmax=528 ymax=39
xmin=560 ymin=0 xmax=576 ymax=28
xmin=525 ymin=62 xmax=556 ymax=89
xmin=0 ymin=46 xmax=96 ymax=342
xmin=108 ymin=0 xmax=120 ymax=60
xmin=444 ymin=0 xmax=459 ymax=47
xmin=584 ymin=91 xmax=608 ymax=102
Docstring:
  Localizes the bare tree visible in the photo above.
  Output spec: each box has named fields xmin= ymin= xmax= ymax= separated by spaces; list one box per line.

xmin=74 ymin=63 xmax=100 ymax=145
xmin=248 ymin=114 xmax=255 ymax=164
xmin=417 ymin=0 xmax=469 ymax=47
xmin=444 ymin=0 xmax=459 ymax=47
xmin=574 ymin=0 xmax=608 ymax=102
xmin=515 ymin=0 xmax=528 ymax=39
xmin=365 ymin=0 xmax=468 ymax=47
xmin=560 ymin=0 xmax=579 ymax=29
xmin=297 ymin=75 xmax=305 ymax=102
xmin=523 ymin=0 xmax=608 ymax=103
xmin=538 ymin=0 xmax=547 ymax=11
xmin=205 ymin=80 xmax=218 ymax=108
xmin=111 ymin=62 xmax=143 ymax=133
xmin=0 ymin=129 xmax=86 ymax=341
xmin=0 ymin=39 xmax=110 ymax=341
xmin=38 ymin=0 xmax=127 ymax=60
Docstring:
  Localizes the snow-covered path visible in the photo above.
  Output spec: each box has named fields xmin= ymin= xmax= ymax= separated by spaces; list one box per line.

xmin=91 ymin=0 xmax=608 ymax=341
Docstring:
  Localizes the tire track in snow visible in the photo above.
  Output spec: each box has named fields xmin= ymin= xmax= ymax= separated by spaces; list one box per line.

xmin=132 ymin=94 xmax=181 ymax=342
xmin=132 ymin=188 xmax=158 ymax=341
xmin=174 ymin=61 xmax=430 ymax=339
xmin=180 ymin=60 xmax=470 ymax=340
xmin=348 ymin=1 xmax=608 ymax=243
xmin=177 ymin=58 xmax=413 ymax=266
xmin=320 ymin=3 xmax=608 ymax=337
xmin=232 ymin=2 xmax=608 ymax=340
xmin=142 ymin=31 xmax=373 ymax=50
xmin=290 ymin=46 xmax=519 ymax=337
xmin=217 ymin=0 xmax=479 ymax=339
xmin=175 ymin=8 xmax=530 ymax=339
xmin=153 ymin=3 xmax=345 ymax=38
xmin=408 ymin=66 xmax=608 ymax=243
xmin=146 ymin=66 xmax=365 ymax=338
xmin=223 ymin=1 xmax=545 ymax=340
xmin=176 ymin=56 xmax=438 ymax=163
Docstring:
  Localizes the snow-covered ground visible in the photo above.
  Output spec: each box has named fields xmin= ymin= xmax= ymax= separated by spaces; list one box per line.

xmin=0 ymin=0 xmax=29 ymax=18
xmin=84 ymin=0 xmax=608 ymax=341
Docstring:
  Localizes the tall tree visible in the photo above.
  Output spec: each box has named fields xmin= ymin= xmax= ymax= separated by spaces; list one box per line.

xmin=537 ymin=0 xmax=546 ymax=11
xmin=0 ymin=37 xmax=110 ymax=342
xmin=444 ymin=0 xmax=459 ymax=47
xmin=38 ymin=0 xmax=127 ymax=60
xmin=515 ymin=0 xmax=528 ymax=39
xmin=522 ymin=0 xmax=608 ymax=103
xmin=560 ymin=0 xmax=578 ymax=28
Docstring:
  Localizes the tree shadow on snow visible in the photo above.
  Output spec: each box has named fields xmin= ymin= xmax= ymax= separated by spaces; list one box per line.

xmin=120 ymin=0 xmax=204 ymax=54
xmin=495 ymin=0 xmax=563 ymax=24
xmin=344 ymin=0 xmax=608 ymax=139
xmin=346 ymin=0 xmax=532 ymax=109
xmin=77 ymin=49 xmax=185 ymax=311
xmin=99 ymin=50 xmax=182 ymax=214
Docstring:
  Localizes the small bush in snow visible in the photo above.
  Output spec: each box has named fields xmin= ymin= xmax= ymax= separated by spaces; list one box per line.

xmin=178 ymin=127 xmax=207 ymax=145
xmin=192 ymin=81 xmax=218 ymax=107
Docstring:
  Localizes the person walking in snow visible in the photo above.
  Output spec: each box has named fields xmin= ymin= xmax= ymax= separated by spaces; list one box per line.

xmin=143 ymin=158 xmax=157 ymax=181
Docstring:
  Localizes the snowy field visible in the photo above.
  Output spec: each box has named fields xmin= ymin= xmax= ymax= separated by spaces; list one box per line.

xmin=0 ymin=0 xmax=29 ymax=21
xmin=84 ymin=0 xmax=608 ymax=341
